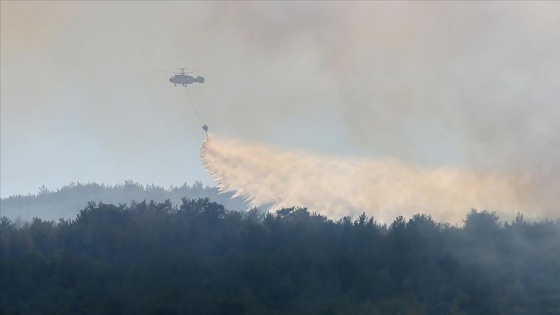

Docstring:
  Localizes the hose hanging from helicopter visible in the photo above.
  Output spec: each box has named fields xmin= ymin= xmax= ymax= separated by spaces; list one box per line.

xmin=184 ymin=86 xmax=200 ymax=120
xmin=168 ymin=67 xmax=208 ymax=133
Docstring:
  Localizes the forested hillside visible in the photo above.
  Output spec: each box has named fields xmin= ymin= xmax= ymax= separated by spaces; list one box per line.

xmin=0 ymin=181 xmax=248 ymax=221
xmin=2 ymin=198 xmax=559 ymax=314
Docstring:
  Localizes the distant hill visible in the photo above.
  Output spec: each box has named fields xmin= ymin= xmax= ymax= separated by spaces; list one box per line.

xmin=0 ymin=181 xmax=249 ymax=221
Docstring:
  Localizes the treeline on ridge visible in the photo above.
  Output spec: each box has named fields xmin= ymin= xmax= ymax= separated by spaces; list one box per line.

xmin=0 ymin=181 xmax=248 ymax=221
xmin=1 ymin=198 xmax=559 ymax=314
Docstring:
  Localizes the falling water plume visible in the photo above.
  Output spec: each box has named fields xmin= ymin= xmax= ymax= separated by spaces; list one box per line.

xmin=201 ymin=133 xmax=540 ymax=224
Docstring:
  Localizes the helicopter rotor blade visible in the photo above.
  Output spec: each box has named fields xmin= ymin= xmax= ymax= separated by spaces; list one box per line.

xmin=160 ymin=67 xmax=199 ymax=74
xmin=177 ymin=67 xmax=198 ymax=71
xmin=159 ymin=70 xmax=195 ymax=74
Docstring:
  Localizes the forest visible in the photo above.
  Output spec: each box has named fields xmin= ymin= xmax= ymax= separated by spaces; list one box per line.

xmin=1 ymin=197 xmax=559 ymax=314
xmin=0 ymin=181 xmax=248 ymax=221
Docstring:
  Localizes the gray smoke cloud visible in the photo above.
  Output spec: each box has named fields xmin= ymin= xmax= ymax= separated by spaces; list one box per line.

xmin=2 ymin=2 xmax=559 ymax=213
xmin=202 ymin=134 xmax=555 ymax=224
xmin=206 ymin=2 xmax=560 ymax=171
xmin=199 ymin=2 xmax=560 ymax=221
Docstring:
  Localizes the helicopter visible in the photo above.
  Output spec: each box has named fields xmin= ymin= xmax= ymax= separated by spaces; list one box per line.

xmin=169 ymin=68 xmax=205 ymax=86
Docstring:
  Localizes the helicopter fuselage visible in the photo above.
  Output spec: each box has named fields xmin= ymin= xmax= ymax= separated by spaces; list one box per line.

xmin=169 ymin=74 xmax=204 ymax=86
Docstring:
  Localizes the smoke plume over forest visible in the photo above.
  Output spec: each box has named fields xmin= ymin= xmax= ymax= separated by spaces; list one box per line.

xmin=2 ymin=3 xmax=560 ymax=314
xmin=2 ymin=2 xmax=559 ymax=211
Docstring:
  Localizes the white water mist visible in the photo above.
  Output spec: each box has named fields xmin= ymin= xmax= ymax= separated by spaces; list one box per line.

xmin=201 ymin=133 xmax=542 ymax=224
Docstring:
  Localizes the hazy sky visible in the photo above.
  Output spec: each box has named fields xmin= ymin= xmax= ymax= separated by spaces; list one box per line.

xmin=2 ymin=2 xmax=559 ymax=200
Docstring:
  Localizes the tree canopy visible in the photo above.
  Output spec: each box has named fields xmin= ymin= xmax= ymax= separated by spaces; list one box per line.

xmin=1 ymin=199 xmax=559 ymax=314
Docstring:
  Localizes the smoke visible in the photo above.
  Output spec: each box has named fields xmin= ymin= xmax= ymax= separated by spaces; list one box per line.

xmin=201 ymin=133 xmax=555 ymax=224
xmin=204 ymin=3 xmax=560 ymax=223
xmin=2 ymin=2 xmax=559 ymax=205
